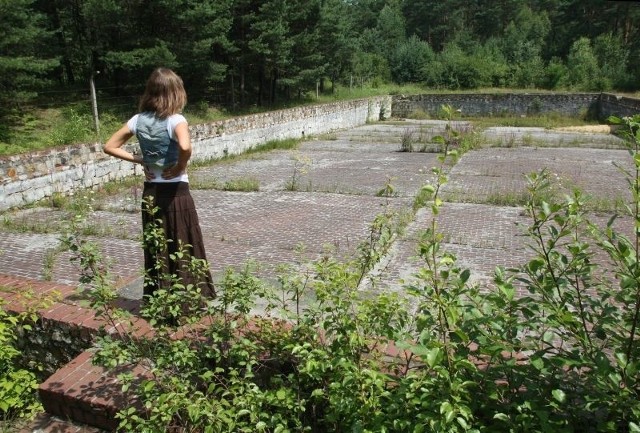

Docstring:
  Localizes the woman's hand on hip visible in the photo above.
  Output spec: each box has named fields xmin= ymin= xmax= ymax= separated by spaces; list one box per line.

xmin=161 ymin=164 xmax=184 ymax=179
xmin=143 ymin=166 xmax=156 ymax=181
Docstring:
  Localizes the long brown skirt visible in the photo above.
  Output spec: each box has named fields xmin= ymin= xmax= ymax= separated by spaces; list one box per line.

xmin=141 ymin=182 xmax=215 ymax=298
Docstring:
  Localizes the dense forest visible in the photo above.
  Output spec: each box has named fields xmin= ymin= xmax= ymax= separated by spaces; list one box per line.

xmin=2 ymin=0 xmax=639 ymax=119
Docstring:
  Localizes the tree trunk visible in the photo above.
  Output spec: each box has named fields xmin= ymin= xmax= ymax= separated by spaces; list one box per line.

xmin=51 ymin=4 xmax=75 ymax=84
xmin=240 ymin=66 xmax=245 ymax=107
xmin=270 ymin=70 xmax=277 ymax=105
xmin=230 ymin=72 xmax=235 ymax=107
xmin=257 ymin=67 xmax=264 ymax=107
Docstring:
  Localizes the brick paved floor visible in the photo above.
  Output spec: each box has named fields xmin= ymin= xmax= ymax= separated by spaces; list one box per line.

xmin=0 ymin=120 xmax=631 ymax=306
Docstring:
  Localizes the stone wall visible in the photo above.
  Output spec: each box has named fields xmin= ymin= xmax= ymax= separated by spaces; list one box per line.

xmin=0 ymin=97 xmax=391 ymax=211
xmin=391 ymin=93 xmax=603 ymax=118
xmin=17 ymin=314 xmax=96 ymax=378
xmin=188 ymin=97 xmax=391 ymax=161
xmin=1 ymin=92 xmax=638 ymax=212
xmin=600 ymin=93 xmax=640 ymax=119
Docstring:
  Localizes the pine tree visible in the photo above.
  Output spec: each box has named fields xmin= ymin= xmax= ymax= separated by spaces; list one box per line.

xmin=0 ymin=0 xmax=58 ymax=123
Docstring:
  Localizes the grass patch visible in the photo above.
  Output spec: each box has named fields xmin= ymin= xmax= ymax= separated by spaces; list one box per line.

xmin=584 ymin=195 xmax=628 ymax=213
xmin=1 ymin=210 xmax=126 ymax=238
xmin=250 ymin=138 xmax=301 ymax=153
xmin=319 ymin=133 xmax=339 ymax=140
xmin=470 ymin=113 xmax=599 ymax=130
xmin=222 ymin=177 xmax=260 ymax=192
xmin=37 ymin=178 xmax=142 ymax=212
xmin=191 ymin=176 xmax=260 ymax=192
xmin=0 ymin=105 xmax=125 ymax=156
xmin=1 ymin=213 xmax=61 ymax=234
xmin=98 ymin=176 xmax=143 ymax=196
xmin=483 ymin=190 xmax=531 ymax=207
xmin=314 ymin=83 xmax=425 ymax=103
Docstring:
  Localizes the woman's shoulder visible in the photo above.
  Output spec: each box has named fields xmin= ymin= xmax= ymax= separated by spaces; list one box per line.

xmin=169 ymin=113 xmax=187 ymax=122
xmin=126 ymin=113 xmax=141 ymax=133
xmin=168 ymin=113 xmax=188 ymax=128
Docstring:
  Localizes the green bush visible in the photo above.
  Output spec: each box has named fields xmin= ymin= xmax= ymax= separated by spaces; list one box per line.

xmin=0 ymin=298 xmax=43 ymax=424
xmin=63 ymin=112 xmax=640 ymax=432
xmin=49 ymin=107 xmax=95 ymax=146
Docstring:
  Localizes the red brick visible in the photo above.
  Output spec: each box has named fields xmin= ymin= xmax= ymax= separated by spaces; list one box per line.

xmin=43 ymin=303 xmax=79 ymax=322
xmin=77 ymin=314 xmax=107 ymax=332
xmin=39 ymin=398 xmax=62 ymax=419
xmin=43 ymin=351 xmax=93 ymax=385
xmin=0 ymin=288 xmax=20 ymax=303
xmin=3 ymin=298 xmax=29 ymax=313
xmin=58 ymin=371 xmax=95 ymax=397
xmin=55 ymin=305 xmax=92 ymax=324
xmin=70 ymin=407 xmax=88 ymax=425
xmin=0 ymin=274 xmax=22 ymax=287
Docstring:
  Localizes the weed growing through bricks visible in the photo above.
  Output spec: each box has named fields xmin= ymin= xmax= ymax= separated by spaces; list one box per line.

xmin=285 ymin=151 xmax=312 ymax=191
xmin=190 ymin=176 xmax=260 ymax=192
xmin=375 ymin=177 xmax=397 ymax=198
xmin=60 ymin=111 xmax=640 ymax=432
xmin=400 ymin=127 xmax=415 ymax=152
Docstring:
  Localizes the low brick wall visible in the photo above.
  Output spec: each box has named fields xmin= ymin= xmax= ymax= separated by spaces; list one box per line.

xmin=0 ymin=274 xmax=149 ymax=378
xmin=0 ymin=276 xmax=96 ymax=377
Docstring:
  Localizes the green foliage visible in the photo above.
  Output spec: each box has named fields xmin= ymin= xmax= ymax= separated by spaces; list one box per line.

xmin=391 ymin=35 xmax=434 ymax=84
xmin=103 ymin=44 xmax=177 ymax=72
xmin=49 ymin=107 xmax=96 ymax=146
xmin=0 ymin=295 xmax=46 ymax=424
xmin=62 ymin=111 xmax=640 ymax=431
xmin=374 ymin=2 xmax=407 ymax=63
xmin=562 ymin=37 xmax=601 ymax=91
xmin=3 ymin=0 xmax=640 ymax=153
xmin=593 ymin=33 xmax=633 ymax=91
xmin=430 ymin=43 xmax=496 ymax=90
xmin=317 ymin=0 xmax=358 ymax=89
xmin=500 ymin=7 xmax=550 ymax=88
xmin=0 ymin=0 xmax=58 ymax=126
xmin=350 ymin=51 xmax=391 ymax=87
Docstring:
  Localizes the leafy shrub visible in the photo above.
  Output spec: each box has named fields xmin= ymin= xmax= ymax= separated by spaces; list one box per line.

xmin=49 ymin=107 xmax=95 ymax=146
xmin=391 ymin=35 xmax=435 ymax=84
xmin=0 ymin=298 xmax=44 ymax=423
xmin=63 ymin=112 xmax=640 ymax=432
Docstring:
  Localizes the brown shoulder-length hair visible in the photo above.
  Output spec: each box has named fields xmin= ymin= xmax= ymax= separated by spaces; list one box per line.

xmin=138 ymin=68 xmax=187 ymax=118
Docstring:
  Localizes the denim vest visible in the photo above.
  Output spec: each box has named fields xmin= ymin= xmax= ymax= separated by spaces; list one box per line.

xmin=136 ymin=112 xmax=179 ymax=169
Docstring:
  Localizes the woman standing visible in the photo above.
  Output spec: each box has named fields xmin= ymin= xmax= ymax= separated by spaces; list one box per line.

xmin=104 ymin=67 xmax=215 ymax=301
